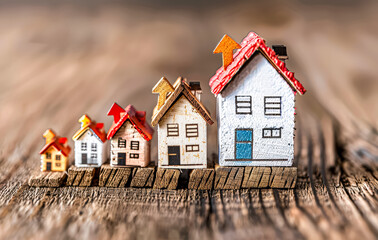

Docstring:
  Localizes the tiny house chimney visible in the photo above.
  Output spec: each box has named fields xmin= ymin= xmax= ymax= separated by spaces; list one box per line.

xmin=189 ymin=82 xmax=202 ymax=101
xmin=272 ymin=45 xmax=288 ymax=62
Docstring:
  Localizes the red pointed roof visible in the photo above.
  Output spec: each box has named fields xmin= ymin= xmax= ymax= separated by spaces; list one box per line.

xmin=209 ymin=32 xmax=306 ymax=96
xmin=107 ymin=104 xmax=154 ymax=141
xmin=39 ymin=135 xmax=71 ymax=157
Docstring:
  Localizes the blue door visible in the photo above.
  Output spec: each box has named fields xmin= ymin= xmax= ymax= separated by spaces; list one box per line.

xmin=235 ymin=129 xmax=253 ymax=160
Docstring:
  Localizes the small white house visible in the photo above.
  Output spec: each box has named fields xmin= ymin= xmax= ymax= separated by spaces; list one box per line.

xmin=209 ymin=32 xmax=306 ymax=167
xmin=151 ymin=77 xmax=214 ymax=169
xmin=72 ymin=115 xmax=107 ymax=167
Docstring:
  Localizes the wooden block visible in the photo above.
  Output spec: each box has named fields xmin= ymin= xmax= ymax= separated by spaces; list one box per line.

xmin=66 ymin=166 xmax=96 ymax=187
xmin=130 ymin=166 xmax=156 ymax=188
xmin=153 ymin=168 xmax=180 ymax=190
xmin=188 ymin=169 xmax=214 ymax=190
xmin=214 ymin=167 xmax=244 ymax=190
xmin=269 ymin=167 xmax=297 ymax=188
xmin=242 ymin=167 xmax=271 ymax=188
xmin=28 ymin=171 xmax=67 ymax=187
xmin=99 ymin=164 xmax=132 ymax=188
xmin=242 ymin=167 xmax=297 ymax=189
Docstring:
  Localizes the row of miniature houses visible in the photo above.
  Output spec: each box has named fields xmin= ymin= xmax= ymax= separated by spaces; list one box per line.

xmin=39 ymin=31 xmax=306 ymax=172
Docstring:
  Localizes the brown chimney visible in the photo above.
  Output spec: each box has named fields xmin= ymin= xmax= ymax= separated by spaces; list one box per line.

xmin=272 ymin=45 xmax=288 ymax=62
xmin=189 ymin=82 xmax=202 ymax=101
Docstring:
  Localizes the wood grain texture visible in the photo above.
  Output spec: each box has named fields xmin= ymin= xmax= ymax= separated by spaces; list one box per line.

xmin=214 ymin=167 xmax=244 ymax=189
xmin=28 ymin=172 xmax=67 ymax=187
xmin=242 ymin=167 xmax=297 ymax=188
xmin=153 ymin=168 xmax=180 ymax=189
xmin=98 ymin=164 xmax=132 ymax=187
xmin=188 ymin=168 xmax=214 ymax=190
xmin=66 ymin=166 xmax=96 ymax=187
xmin=130 ymin=166 xmax=155 ymax=188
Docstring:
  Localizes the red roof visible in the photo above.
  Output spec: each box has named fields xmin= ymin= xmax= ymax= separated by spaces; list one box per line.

xmin=107 ymin=104 xmax=154 ymax=141
xmin=209 ymin=32 xmax=306 ymax=96
xmin=39 ymin=137 xmax=71 ymax=157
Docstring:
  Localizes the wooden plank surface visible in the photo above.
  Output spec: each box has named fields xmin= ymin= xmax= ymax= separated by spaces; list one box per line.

xmin=0 ymin=1 xmax=377 ymax=240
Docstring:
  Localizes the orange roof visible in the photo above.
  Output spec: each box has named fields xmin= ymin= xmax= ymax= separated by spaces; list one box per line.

xmin=107 ymin=103 xmax=154 ymax=141
xmin=72 ymin=115 xmax=107 ymax=143
xmin=39 ymin=129 xmax=71 ymax=157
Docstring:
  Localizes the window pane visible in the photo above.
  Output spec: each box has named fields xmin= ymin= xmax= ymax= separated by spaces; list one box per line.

xmin=264 ymin=97 xmax=281 ymax=116
xmin=263 ymin=129 xmax=272 ymax=137
xmin=236 ymin=130 xmax=252 ymax=142
xmin=91 ymin=143 xmax=97 ymax=151
xmin=186 ymin=124 xmax=198 ymax=138
xmin=236 ymin=143 xmax=252 ymax=159
xmin=167 ymin=124 xmax=179 ymax=136
xmin=235 ymin=96 xmax=252 ymax=114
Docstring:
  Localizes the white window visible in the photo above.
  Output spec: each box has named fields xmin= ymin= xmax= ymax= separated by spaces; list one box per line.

xmin=264 ymin=97 xmax=281 ymax=116
xmin=81 ymin=142 xmax=87 ymax=151
xmin=186 ymin=145 xmax=199 ymax=152
xmin=130 ymin=153 xmax=139 ymax=159
xmin=235 ymin=96 xmax=252 ymax=114
xmin=167 ymin=124 xmax=179 ymax=137
xmin=185 ymin=124 xmax=198 ymax=138
xmin=263 ymin=128 xmax=282 ymax=138
xmin=91 ymin=153 xmax=97 ymax=161
xmin=91 ymin=143 xmax=97 ymax=152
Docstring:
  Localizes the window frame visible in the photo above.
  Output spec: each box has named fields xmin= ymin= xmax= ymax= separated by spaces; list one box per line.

xmin=81 ymin=142 xmax=87 ymax=151
xmin=91 ymin=153 xmax=97 ymax=161
xmin=129 ymin=153 xmax=139 ymax=159
xmin=55 ymin=155 xmax=61 ymax=161
xmin=130 ymin=141 xmax=139 ymax=150
xmin=185 ymin=144 xmax=199 ymax=152
xmin=91 ymin=143 xmax=97 ymax=152
xmin=167 ymin=123 xmax=179 ymax=137
xmin=185 ymin=124 xmax=198 ymax=138
xmin=118 ymin=138 xmax=126 ymax=148
xmin=235 ymin=95 xmax=252 ymax=115
xmin=264 ymin=96 xmax=282 ymax=116
xmin=262 ymin=128 xmax=282 ymax=138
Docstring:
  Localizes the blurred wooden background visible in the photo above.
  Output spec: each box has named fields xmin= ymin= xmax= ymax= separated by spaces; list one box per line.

xmin=0 ymin=0 xmax=377 ymax=239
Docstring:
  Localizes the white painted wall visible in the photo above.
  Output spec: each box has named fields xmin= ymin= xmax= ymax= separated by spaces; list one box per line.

xmin=74 ymin=129 xmax=106 ymax=168
xmin=217 ymin=52 xmax=295 ymax=166
xmin=158 ymin=96 xmax=207 ymax=169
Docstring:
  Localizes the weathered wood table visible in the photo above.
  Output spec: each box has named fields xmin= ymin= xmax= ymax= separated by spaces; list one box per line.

xmin=0 ymin=1 xmax=377 ymax=240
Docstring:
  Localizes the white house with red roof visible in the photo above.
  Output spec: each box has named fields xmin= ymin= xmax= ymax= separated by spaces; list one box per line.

xmin=210 ymin=32 xmax=306 ymax=167
xmin=72 ymin=115 xmax=107 ymax=168
xmin=107 ymin=103 xmax=154 ymax=167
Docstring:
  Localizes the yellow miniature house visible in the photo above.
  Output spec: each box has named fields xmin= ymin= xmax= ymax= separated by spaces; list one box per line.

xmin=39 ymin=129 xmax=71 ymax=172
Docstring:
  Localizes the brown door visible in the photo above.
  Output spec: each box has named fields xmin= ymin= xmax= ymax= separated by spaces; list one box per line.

xmin=46 ymin=162 xmax=52 ymax=171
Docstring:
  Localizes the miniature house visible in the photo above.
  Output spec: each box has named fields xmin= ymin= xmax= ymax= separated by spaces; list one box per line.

xmin=151 ymin=77 xmax=214 ymax=169
xmin=209 ymin=32 xmax=306 ymax=167
xmin=72 ymin=115 xmax=107 ymax=167
xmin=39 ymin=129 xmax=71 ymax=172
xmin=107 ymin=103 xmax=154 ymax=167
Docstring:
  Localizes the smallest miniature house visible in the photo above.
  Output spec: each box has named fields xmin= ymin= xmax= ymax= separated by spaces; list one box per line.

xmin=72 ymin=115 xmax=107 ymax=167
xmin=39 ymin=129 xmax=71 ymax=172
xmin=107 ymin=103 xmax=154 ymax=167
